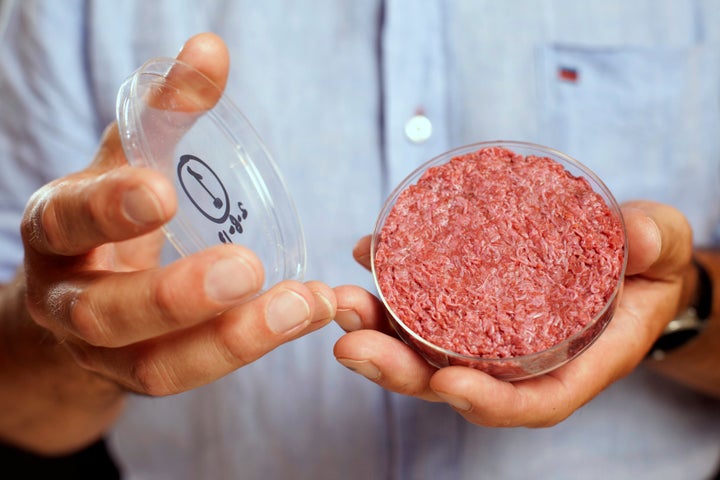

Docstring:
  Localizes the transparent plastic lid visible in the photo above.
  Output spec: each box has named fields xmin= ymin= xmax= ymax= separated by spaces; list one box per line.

xmin=116 ymin=57 xmax=306 ymax=290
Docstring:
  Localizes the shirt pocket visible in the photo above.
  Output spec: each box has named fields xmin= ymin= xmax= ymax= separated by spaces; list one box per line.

xmin=536 ymin=43 xmax=720 ymax=243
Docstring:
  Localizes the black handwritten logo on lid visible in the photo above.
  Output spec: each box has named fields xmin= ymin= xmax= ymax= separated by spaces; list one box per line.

xmin=177 ymin=154 xmax=249 ymax=244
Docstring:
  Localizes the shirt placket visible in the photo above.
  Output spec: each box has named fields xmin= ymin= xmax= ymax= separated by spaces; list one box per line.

xmin=382 ymin=0 xmax=450 ymax=196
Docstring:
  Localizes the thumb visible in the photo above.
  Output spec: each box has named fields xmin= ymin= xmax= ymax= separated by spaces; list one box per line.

xmin=100 ymin=32 xmax=231 ymax=169
xmin=622 ymin=200 xmax=693 ymax=279
xmin=157 ymin=31 xmax=231 ymax=111
xmin=108 ymin=32 xmax=231 ymax=169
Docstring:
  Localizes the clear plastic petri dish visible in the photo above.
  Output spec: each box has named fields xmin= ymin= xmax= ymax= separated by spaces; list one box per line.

xmin=116 ymin=57 xmax=306 ymax=291
xmin=371 ymin=141 xmax=627 ymax=381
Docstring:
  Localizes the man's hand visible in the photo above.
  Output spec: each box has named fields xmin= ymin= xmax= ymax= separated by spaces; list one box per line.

xmin=333 ymin=201 xmax=705 ymax=427
xmin=0 ymin=32 xmax=336 ymax=455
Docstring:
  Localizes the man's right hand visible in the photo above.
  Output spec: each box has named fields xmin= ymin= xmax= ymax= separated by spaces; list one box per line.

xmin=0 ymin=32 xmax=336 ymax=455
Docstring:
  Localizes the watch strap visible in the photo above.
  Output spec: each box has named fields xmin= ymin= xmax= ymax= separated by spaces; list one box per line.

xmin=692 ymin=257 xmax=713 ymax=320
xmin=648 ymin=257 xmax=713 ymax=360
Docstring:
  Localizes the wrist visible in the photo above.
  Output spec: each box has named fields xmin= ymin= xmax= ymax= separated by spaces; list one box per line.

xmin=0 ymin=270 xmax=125 ymax=455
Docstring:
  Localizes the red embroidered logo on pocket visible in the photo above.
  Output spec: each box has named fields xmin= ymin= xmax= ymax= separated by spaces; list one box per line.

xmin=558 ymin=66 xmax=579 ymax=83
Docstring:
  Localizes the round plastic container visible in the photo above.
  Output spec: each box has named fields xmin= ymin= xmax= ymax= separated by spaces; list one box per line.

xmin=116 ymin=58 xmax=306 ymax=291
xmin=371 ymin=141 xmax=627 ymax=381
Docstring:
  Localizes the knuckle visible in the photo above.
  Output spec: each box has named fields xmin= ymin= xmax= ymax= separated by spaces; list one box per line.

xmin=130 ymin=353 xmax=181 ymax=397
xmin=46 ymin=201 xmax=82 ymax=252
xmin=68 ymin=293 xmax=112 ymax=347
xmin=87 ymin=194 xmax=109 ymax=230
xmin=20 ymin=192 xmax=49 ymax=250
xmin=215 ymin=318 xmax=258 ymax=367
xmin=41 ymin=184 xmax=84 ymax=253
xmin=26 ymin=285 xmax=72 ymax=338
xmin=388 ymin=380 xmax=421 ymax=396
xmin=152 ymin=280 xmax=185 ymax=330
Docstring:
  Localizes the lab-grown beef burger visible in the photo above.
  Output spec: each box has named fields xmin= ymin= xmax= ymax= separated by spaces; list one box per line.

xmin=372 ymin=142 xmax=626 ymax=380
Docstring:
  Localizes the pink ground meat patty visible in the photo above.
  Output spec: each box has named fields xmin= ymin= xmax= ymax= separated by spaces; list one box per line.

xmin=374 ymin=146 xmax=625 ymax=358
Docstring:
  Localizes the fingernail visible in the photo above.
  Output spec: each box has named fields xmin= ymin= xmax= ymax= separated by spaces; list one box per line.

xmin=266 ymin=290 xmax=310 ymax=334
xmin=337 ymin=358 xmax=381 ymax=381
xmin=624 ymin=207 xmax=661 ymax=260
xmin=335 ymin=308 xmax=362 ymax=331
xmin=353 ymin=246 xmax=371 ymax=267
xmin=122 ymin=186 xmax=162 ymax=225
xmin=205 ymin=257 xmax=259 ymax=302
xmin=435 ymin=392 xmax=472 ymax=412
xmin=643 ymin=215 xmax=662 ymax=261
xmin=311 ymin=291 xmax=334 ymax=324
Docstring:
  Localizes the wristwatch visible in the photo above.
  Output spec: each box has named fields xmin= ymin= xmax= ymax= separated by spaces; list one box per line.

xmin=648 ymin=258 xmax=713 ymax=361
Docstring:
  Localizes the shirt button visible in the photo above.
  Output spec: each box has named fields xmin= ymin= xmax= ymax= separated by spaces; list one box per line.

xmin=404 ymin=114 xmax=432 ymax=144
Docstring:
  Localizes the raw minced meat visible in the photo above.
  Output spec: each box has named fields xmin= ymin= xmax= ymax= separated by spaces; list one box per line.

xmin=374 ymin=146 xmax=625 ymax=358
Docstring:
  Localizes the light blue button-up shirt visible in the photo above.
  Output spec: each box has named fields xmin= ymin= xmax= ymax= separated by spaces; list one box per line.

xmin=1 ymin=1 xmax=720 ymax=479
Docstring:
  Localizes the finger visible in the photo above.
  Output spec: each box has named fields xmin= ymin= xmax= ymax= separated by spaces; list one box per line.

xmin=429 ymin=366 xmax=575 ymax=428
xmin=91 ymin=122 xmax=132 ymax=169
xmin=429 ymin=324 xmax=632 ymax=428
xmin=304 ymin=280 xmax=338 ymax=326
xmin=334 ymin=330 xmax=441 ymax=402
xmin=429 ymin=279 xmax=671 ymax=428
xmin=622 ymin=200 xmax=692 ymax=279
xmin=622 ymin=205 xmax=660 ymax=276
xmin=22 ymin=165 xmax=176 ymax=256
xmin=352 ymin=235 xmax=372 ymax=271
xmin=333 ymin=285 xmax=394 ymax=334
xmin=39 ymin=244 xmax=263 ymax=347
xmin=66 ymin=280 xmax=335 ymax=396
